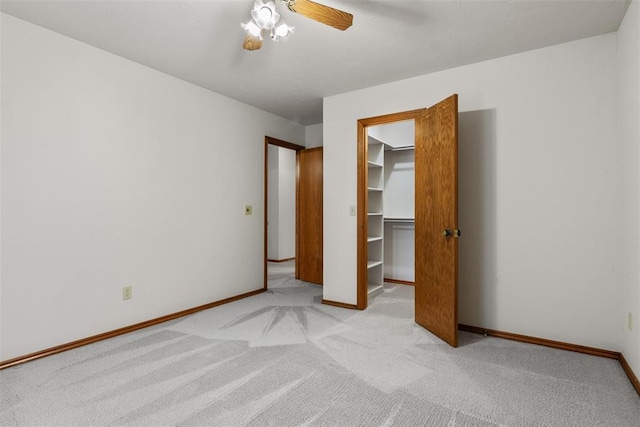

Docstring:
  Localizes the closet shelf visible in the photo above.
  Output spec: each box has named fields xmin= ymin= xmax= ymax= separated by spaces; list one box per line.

xmin=366 ymin=132 xmax=391 ymax=294
xmin=367 ymin=260 xmax=383 ymax=269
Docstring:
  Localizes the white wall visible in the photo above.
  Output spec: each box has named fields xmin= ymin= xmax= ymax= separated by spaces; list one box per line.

xmin=383 ymin=149 xmax=415 ymax=282
xmin=618 ymin=0 xmax=640 ymax=377
xmin=376 ymin=121 xmax=414 ymax=149
xmin=0 ymin=14 xmax=305 ymax=361
xmin=267 ymin=146 xmax=296 ymax=261
xmin=277 ymin=147 xmax=296 ymax=259
xmin=305 ymin=123 xmax=323 ymax=148
xmin=0 ymin=10 xmax=4 ymax=361
xmin=267 ymin=145 xmax=280 ymax=259
xmin=384 ymin=150 xmax=415 ymax=218
xmin=324 ymin=33 xmax=621 ymax=350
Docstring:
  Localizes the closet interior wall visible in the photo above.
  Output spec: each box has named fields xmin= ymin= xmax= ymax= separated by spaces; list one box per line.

xmin=384 ymin=147 xmax=415 ymax=283
xmin=366 ymin=121 xmax=415 ymax=290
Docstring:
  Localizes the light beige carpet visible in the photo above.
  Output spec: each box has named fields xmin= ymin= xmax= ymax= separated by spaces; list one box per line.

xmin=1 ymin=281 xmax=639 ymax=426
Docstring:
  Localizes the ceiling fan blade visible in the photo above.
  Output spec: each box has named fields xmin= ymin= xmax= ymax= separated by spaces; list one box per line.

xmin=288 ymin=0 xmax=353 ymax=31
xmin=242 ymin=33 xmax=263 ymax=51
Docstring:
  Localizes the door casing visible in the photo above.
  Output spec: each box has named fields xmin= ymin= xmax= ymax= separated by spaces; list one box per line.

xmin=357 ymin=109 xmax=424 ymax=308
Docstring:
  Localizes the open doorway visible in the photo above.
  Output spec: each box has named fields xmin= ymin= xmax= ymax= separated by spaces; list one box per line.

xmin=267 ymin=143 xmax=297 ymax=285
xmin=264 ymin=136 xmax=323 ymax=289
xmin=264 ymin=137 xmax=305 ymax=288
xmin=363 ymin=120 xmax=416 ymax=302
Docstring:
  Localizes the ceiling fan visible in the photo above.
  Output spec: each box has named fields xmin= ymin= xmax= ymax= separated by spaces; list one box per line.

xmin=241 ymin=0 xmax=353 ymax=51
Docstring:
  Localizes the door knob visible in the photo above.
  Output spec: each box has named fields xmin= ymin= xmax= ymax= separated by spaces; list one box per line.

xmin=454 ymin=229 xmax=462 ymax=238
xmin=443 ymin=229 xmax=452 ymax=238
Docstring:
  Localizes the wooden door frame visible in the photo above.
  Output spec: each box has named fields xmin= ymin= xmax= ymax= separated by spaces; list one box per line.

xmin=357 ymin=109 xmax=424 ymax=309
xmin=264 ymin=136 xmax=306 ymax=289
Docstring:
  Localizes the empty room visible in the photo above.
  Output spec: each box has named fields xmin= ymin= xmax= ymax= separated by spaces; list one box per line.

xmin=1 ymin=0 xmax=639 ymax=425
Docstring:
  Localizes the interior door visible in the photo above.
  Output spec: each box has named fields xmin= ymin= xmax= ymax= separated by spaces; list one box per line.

xmin=415 ymin=94 xmax=459 ymax=347
xmin=297 ymin=147 xmax=323 ymax=284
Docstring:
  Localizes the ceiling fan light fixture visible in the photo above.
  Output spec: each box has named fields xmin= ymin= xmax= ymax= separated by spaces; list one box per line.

xmin=271 ymin=20 xmax=294 ymax=41
xmin=251 ymin=0 xmax=280 ymax=30
xmin=243 ymin=0 xmax=353 ymax=50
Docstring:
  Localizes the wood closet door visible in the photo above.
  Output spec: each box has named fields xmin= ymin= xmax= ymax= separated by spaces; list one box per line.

xmin=415 ymin=94 xmax=459 ymax=347
xmin=297 ymin=147 xmax=323 ymax=284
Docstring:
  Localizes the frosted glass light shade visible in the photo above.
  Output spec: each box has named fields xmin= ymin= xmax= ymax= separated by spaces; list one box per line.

xmin=241 ymin=20 xmax=263 ymax=39
xmin=241 ymin=0 xmax=294 ymax=47
xmin=251 ymin=0 xmax=280 ymax=30
xmin=271 ymin=20 xmax=294 ymax=41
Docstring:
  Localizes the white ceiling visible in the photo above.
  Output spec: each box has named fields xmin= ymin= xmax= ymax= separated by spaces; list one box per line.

xmin=1 ymin=0 xmax=630 ymax=125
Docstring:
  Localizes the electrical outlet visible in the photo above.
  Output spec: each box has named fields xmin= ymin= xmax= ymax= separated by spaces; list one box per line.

xmin=122 ymin=286 xmax=132 ymax=300
xmin=628 ymin=312 xmax=633 ymax=332
xmin=245 ymin=205 xmax=253 ymax=215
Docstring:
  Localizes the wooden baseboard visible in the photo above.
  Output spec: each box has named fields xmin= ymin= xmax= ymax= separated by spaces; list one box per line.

xmin=267 ymin=257 xmax=296 ymax=263
xmin=322 ymin=299 xmax=359 ymax=310
xmin=458 ymin=324 xmax=619 ymax=359
xmin=384 ymin=278 xmax=414 ymax=286
xmin=0 ymin=288 xmax=266 ymax=370
xmin=620 ymin=354 xmax=640 ymax=396
xmin=459 ymin=323 xmax=640 ymax=397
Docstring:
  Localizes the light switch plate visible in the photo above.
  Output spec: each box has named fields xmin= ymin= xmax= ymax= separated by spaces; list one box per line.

xmin=350 ymin=205 xmax=356 ymax=216
xmin=245 ymin=205 xmax=253 ymax=215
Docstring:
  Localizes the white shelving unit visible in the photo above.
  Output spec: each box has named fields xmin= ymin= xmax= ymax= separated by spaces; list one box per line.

xmin=367 ymin=137 xmax=385 ymax=299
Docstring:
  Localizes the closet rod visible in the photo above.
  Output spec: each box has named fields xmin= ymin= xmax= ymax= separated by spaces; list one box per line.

xmin=386 ymin=146 xmax=415 ymax=152
xmin=384 ymin=218 xmax=415 ymax=223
